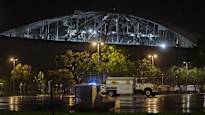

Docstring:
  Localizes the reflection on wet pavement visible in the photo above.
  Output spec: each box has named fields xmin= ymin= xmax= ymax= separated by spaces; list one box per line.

xmin=9 ymin=96 xmax=20 ymax=111
xmin=0 ymin=93 xmax=205 ymax=113
xmin=117 ymin=94 xmax=205 ymax=113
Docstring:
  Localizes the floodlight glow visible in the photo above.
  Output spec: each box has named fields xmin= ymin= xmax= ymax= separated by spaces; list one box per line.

xmin=160 ymin=43 xmax=166 ymax=49
xmin=92 ymin=42 xmax=97 ymax=46
xmin=130 ymin=33 xmax=135 ymax=37
xmin=111 ymin=31 xmax=116 ymax=34
xmin=10 ymin=57 xmax=18 ymax=62
xmin=100 ymin=42 xmax=104 ymax=46
xmin=88 ymin=29 xmax=93 ymax=33
xmin=88 ymin=82 xmax=97 ymax=85
xmin=93 ymin=30 xmax=97 ymax=34
xmin=10 ymin=58 xmax=14 ymax=62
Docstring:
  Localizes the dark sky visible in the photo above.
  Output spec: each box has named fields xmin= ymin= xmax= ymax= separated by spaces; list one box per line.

xmin=0 ymin=0 xmax=205 ymax=39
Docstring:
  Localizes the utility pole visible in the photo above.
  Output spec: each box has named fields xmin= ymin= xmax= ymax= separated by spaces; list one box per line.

xmin=10 ymin=57 xmax=18 ymax=95
xmin=92 ymin=42 xmax=104 ymax=83
xmin=183 ymin=61 xmax=190 ymax=93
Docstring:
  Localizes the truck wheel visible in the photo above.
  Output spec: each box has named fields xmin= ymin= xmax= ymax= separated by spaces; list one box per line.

xmin=145 ymin=89 xmax=152 ymax=97
xmin=107 ymin=90 xmax=115 ymax=97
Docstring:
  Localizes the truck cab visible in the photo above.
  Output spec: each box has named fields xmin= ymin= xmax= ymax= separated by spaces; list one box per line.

xmin=135 ymin=77 xmax=158 ymax=97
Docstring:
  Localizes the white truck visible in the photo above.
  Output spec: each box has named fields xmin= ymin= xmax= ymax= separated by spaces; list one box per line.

xmin=105 ymin=77 xmax=158 ymax=97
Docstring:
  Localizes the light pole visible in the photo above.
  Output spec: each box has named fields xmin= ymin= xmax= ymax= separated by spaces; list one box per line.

xmin=183 ymin=61 xmax=190 ymax=92
xmin=92 ymin=42 xmax=104 ymax=62
xmin=92 ymin=41 xmax=104 ymax=83
xmin=161 ymin=73 xmax=164 ymax=85
xmin=183 ymin=61 xmax=190 ymax=70
xmin=148 ymin=54 xmax=157 ymax=67
xmin=10 ymin=57 xmax=18 ymax=95
xmin=10 ymin=58 xmax=18 ymax=69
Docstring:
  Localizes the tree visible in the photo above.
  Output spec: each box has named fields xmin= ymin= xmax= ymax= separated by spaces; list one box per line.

xmin=92 ymin=45 xmax=135 ymax=76
xmin=168 ymin=65 xmax=189 ymax=85
xmin=10 ymin=63 xmax=32 ymax=94
xmin=168 ymin=65 xmax=205 ymax=86
xmin=187 ymin=67 xmax=205 ymax=87
xmin=11 ymin=63 xmax=31 ymax=80
xmin=167 ymin=66 xmax=178 ymax=85
xmin=56 ymin=50 xmax=92 ymax=84
xmin=56 ymin=46 xmax=135 ymax=84
xmin=134 ymin=58 xmax=163 ymax=84
xmin=47 ymin=69 xmax=74 ymax=86
xmin=46 ymin=69 xmax=74 ymax=94
xmin=34 ymin=71 xmax=46 ymax=93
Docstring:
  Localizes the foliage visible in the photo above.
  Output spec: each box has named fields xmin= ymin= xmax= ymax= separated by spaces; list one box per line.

xmin=0 ymin=79 xmax=6 ymax=83
xmin=34 ymin=71 xmax=46 ymax=93
xmin=55 ymin=46 xmax=166 ymax=85
xmin=47 ymin=69 xmax=74 ymax=86
xmin=92 ymin=45 xmax=135 ymax=76
xmin=55 ymin=46 xmax=135 ymax=84
xmin=134 ymin=58 xmax=163 ymax=84
xmin=188 ymin=67 xmax=205 ymax=85
xmin=10 ymin=63 xmax=32 ymax=81
xmin=34 ymin=71 xmax=45 ymax=82
xmin=168 ymin=65 xmax=205 ymax=85
xmin=56 ymin=50 xmax=92 ymax=84
xmin=10 ymin=63 xmax=32 ymax=94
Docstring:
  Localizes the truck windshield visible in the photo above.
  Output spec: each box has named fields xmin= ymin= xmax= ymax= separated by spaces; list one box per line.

xmin=141 ymin=79 xmax=148 ymax=83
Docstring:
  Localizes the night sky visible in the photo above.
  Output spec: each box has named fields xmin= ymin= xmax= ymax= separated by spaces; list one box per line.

xmin=0 ymin=0 xmax=204 ymax=77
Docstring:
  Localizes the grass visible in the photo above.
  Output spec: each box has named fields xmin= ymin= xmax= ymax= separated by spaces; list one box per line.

xmin=0 ymin=111 xmax=205 ymax=115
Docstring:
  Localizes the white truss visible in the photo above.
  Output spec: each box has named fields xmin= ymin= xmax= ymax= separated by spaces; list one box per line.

xmin=0 ymin=10 xmax=193 ymax=48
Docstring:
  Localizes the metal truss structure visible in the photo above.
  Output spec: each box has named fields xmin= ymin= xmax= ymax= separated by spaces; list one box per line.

xmin=1 ymin=10 xmax=193 ymax=48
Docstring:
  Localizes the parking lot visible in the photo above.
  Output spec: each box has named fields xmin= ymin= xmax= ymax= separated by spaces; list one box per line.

xmin=115 ymin=93 xmax=205 ymax=113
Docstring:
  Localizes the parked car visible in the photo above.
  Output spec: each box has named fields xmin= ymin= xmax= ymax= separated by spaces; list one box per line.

xmin=187 ymin=85 xmax=199 ymax=93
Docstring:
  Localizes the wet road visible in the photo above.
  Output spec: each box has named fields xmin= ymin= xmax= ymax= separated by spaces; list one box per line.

xmin=0 ymin=93 xmax=205 ymax=113
xmin=0 ymin=95 xmax=72 ymax=111
xmin=118 ymin=93 xmax=205 ymax=113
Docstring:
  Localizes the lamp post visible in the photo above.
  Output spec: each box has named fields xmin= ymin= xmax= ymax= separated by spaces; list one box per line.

xmin=183 ymin=61 xmax=190 ymax=92
xmin=10 ymin=57 xmax=18 ymax=95
xmin=161 ymin=73 xmax=164 ymax=85
xmin=148 ymin=54 xmax=157 ymax=67
xmin=10 ymin=58 xmax=18 ymax=69
xmin=92 ymin=42 xmax=104 ymax=62
xmin=183 ymin=61 xmax=190 ymax=70
xmin=92 ymin=41 xmax=104 ymax=83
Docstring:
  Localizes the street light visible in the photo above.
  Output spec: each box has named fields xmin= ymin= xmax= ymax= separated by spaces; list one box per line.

xmin=10 ymin=57 xmax=18 ymax=69
xmin=183 ymin=61 xmax=190 ymax=92
xmin=92 ymin=41 xmax=104 ymax=83
xmin=92 ymin=41 xmax=104 ymax=62
xmin=148 ymin=54 xmax=157 ymax=67
xmin=183 ymin=61 xmax=190 ymax=70
xmin=9 ymin=57 xmax=18 ymax=95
